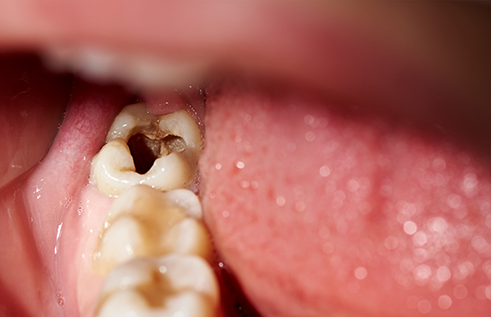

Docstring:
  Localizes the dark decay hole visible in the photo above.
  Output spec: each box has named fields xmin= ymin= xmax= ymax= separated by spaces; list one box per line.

xmin=127 ymin=134 xmax=186 ymax=174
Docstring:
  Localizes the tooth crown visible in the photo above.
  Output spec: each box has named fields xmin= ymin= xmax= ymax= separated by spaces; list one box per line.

xmin=93 ymin=185 xmax=212 ymax=275
xmin=91 ymin=103 xmax=203 ymax=196
xmin=97 ymin=255 xmax=219 ymax=317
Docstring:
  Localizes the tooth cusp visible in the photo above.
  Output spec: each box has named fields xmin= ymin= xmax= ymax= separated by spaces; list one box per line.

xmin=106 ymin=103 xmax=157 ymax=142
xmin=94 ymin=216 xmax=144 ymax=270
xmin=96 ymin=255 xmax=219 ymax=317
xmin=93 ymin=185 xmax=212 ymax=275
xmin=161 ymin=218 xmax=213 ymax=262
xmin=90 ymin=139 xmax=137 ymax=197
xmin=163 ymin=188 xmax=203 ymax=218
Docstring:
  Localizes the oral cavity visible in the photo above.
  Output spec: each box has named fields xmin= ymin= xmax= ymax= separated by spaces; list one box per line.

xmin=89 ymin=103 xmax=217 ymax=316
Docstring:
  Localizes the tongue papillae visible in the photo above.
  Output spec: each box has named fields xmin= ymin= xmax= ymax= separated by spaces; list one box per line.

xmin=200 ymin=80 xmax=491 ymax=317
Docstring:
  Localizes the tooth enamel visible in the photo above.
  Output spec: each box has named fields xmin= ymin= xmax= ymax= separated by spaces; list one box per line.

xmin=157 ymin=110 xmax=202 ymax=167
xmin=161 ymin=218 xmax=213 ymax=261
xmin=43 ymin=46 xmax=207 ymax=89
xmin=164 ymin=189 xmax=203 ymax=219
xmin=93 ymin=185 xmax=212 ymax=275
xmin=90 ymin=103 xmax=202 ymax=196
xmin=96 ymin=254 xmax=219 ymax=317
xmin=97 ymin=216 xmax=144 ymax=266
xmin=106 ymin=103 xmax=157 ymax=142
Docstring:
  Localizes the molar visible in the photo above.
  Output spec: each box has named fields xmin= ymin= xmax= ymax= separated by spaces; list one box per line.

xmin=92 ymin=185 xmax=212 ymax=275
xmin=96 ymin=254 xmax=219 ymax=317
xmin=90 ymin=103 xmax=202 ymax=196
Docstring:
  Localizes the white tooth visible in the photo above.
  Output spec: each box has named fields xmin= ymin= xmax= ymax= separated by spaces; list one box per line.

xmin=96 ymin=255 xmax=219 ymax=317
xmin=90 ymin=103 xmax=202 ymax=196
xmin=43 ymin=46 xmax=207 ymax=89
xmin=95 ymin=216 xmax=144 ymax=270
xmin=93 ymin=185 xmax=212 ymax=275
xmin=163 ymin=188 xmax=203 ymax=219
xmin=162 ymin=218 xmax=213 ymax=262
xmin=107 ymin=185 xmax=203 ymax=220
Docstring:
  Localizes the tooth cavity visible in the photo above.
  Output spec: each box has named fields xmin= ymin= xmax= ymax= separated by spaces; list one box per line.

xmin=90 ymin=103 xmax=202 ymax=196
xmin=96 ymin=254 xmax=219 ymax=317
xmin=92 ymin=185 xmax=212 ymax=275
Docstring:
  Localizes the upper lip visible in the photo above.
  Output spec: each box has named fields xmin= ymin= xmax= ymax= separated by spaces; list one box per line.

xmin=0 ymin=2 xmax=487 ymax=95
xmin=1 ymin=2 xmax=489 ymax=158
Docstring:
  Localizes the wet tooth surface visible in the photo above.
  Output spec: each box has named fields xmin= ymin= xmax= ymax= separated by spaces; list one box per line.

xmin=92 ymin=185 xmax=212 ymax=275
xmin=96 ymin=254 xmax=219 ymax=317
xmin=90 ymin=103 xmax=202 ymax=196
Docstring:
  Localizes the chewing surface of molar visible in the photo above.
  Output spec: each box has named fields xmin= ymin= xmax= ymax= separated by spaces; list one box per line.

xmin=90 ymin=103 xmax=202 ymax=196
xmin=96 ymin=254 xmax=219 ymax=317
xmin=92 ymin=185 xmax=212 ymax=275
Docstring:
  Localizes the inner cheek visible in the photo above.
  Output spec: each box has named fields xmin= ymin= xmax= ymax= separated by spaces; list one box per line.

xmin=0 ymin=54 xmax=72 ymax=189
xmin=200 ymin=80 xmax=491 ymax=316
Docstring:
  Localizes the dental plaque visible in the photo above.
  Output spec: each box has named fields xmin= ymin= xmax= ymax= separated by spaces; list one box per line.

xmin=90 ymin=103 xmax=217 ymax=317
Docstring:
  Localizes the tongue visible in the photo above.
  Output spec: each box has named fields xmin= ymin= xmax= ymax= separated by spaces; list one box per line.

xmin=200 ymin=79 xmax=491 ymax=317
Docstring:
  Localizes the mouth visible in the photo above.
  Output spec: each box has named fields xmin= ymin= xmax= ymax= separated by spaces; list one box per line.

xmin=1 ymin=2 xmax=491 ymax=317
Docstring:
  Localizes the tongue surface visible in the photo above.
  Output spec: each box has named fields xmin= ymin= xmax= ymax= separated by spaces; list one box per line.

xmin=200 ymin=79 xmax=491 ymax=317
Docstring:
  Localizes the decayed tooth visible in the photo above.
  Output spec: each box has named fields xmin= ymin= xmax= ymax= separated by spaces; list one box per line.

xmin=106 ymin=103 xmax=157 ymax=141
xmin=93 ymin=185 xmax=212 ymax=275
xmin=90 ymin=103 xmax=202 ymax=196
xmin=157 ymin=110 xmax=202 ymax=168
xmin=96 ymin=254 xmax=219 ymax=317
xmin=90 ymin=138 xmax=193 ymax=197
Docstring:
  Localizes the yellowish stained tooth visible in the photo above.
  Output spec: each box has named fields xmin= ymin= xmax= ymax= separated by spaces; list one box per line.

xmin=162 ymin=218 xmax=212 ymax=260
xmin=90 ymin=139 xmax=193 ymax=197
xmin=157 ymin=110 xmax=202 ymax=168
xmin=96 ymin=254 xmax=219 ymax=317
xmin=93 ymin=185 xmax=212 ymax=275
xmin=90 ymin=103 xmax=202 ymax=196
xmin=98 ymin=216 xmax=143 ymax=266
